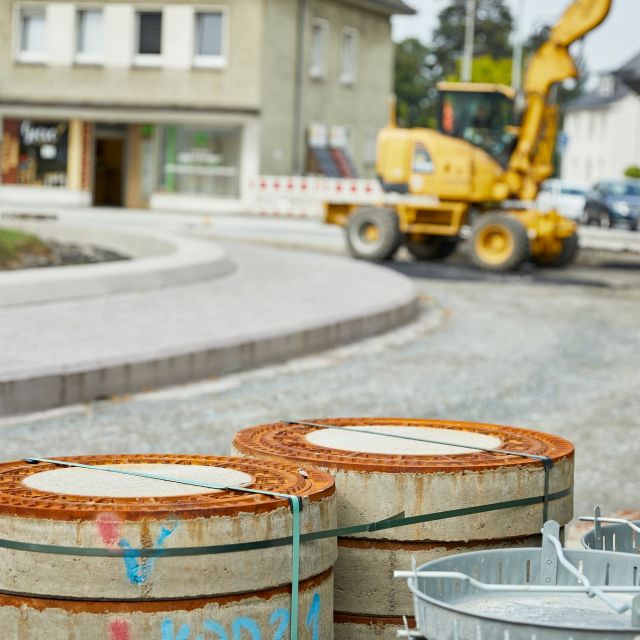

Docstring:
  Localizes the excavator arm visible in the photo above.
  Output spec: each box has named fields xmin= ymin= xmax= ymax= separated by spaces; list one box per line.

xmin=505 ymin=0 xmax=613 ymax=200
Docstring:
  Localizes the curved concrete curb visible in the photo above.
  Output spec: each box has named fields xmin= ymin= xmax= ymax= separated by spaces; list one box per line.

xmin=0 ymin=220 xmax=234 ymax=306
xmin=0 ymin=244 xmax=419 ymax=416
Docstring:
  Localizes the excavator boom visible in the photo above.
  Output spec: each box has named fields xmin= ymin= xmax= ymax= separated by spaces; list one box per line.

xmin=506 ymin=0 xmax=613 ymax=199
xmin=551 ymin=0 xmax=614 ymax=46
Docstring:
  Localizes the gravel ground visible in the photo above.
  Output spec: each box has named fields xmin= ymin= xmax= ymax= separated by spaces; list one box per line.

xmin=1 ymin=248 xmax=638 ymax=519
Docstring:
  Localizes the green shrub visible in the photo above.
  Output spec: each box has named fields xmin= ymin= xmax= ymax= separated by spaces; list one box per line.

xmin=623 ymin=166 xmax=640 ymax=179
xmin=0 ymin=227 xmax=51 ymax=268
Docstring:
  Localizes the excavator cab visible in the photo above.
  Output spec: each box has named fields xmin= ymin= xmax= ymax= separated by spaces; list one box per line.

xmin=436 ymin=82 xmax=519 ymax=168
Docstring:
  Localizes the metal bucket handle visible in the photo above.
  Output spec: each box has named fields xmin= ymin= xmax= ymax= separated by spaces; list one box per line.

xmin=580 ymin=505 xmax=640 ymax=552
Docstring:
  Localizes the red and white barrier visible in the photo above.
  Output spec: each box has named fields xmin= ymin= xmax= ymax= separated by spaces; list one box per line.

xmin=248 ymin=176 xmax=383 ymax=218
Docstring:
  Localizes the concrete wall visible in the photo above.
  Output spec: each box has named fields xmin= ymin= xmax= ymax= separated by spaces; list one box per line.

xmin=0 ymin=0 xmax=264 ymax=111
xmin=561 ymin=94 xmax=640 ymax=184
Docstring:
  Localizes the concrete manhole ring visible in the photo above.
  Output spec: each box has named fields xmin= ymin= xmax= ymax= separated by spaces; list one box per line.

xmin=0 ymin=455 xmax=337 ymax=600
xmin=0 ymin=568 xmax=334 ymax=639
xmin=0 ymin=454 xmax=331 ymax=519
xmin=334 ymin=612 xmax=416 ymax=640
xmin=233 ymin=418 xmax=575 ymax=541
xmin=233 ymin=417 xmax=574 ymax=473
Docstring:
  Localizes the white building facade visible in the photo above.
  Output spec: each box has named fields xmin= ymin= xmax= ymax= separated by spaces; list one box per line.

xmin=561 ymin=75 xmax=640 ymax=185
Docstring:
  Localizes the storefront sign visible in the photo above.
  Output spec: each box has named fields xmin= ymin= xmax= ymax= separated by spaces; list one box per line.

xmin=1 ymin=119 xmax=68 ymax=187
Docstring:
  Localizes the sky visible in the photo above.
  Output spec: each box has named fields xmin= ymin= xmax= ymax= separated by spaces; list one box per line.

xmin=392 ymin=0 xmax=640 ymax=74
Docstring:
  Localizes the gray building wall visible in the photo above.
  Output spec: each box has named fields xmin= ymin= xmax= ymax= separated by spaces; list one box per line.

xmin=259 ymin=0 xmax=300 ymax=176
xmin=302 ymin=0 xmax=393 ymax=177
xmin=259 ymin=0 xmax=395 ymax=177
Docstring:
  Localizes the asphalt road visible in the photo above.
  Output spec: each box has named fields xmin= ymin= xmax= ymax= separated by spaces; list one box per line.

xmin=1 ymin=236 xmax=638 ymax=520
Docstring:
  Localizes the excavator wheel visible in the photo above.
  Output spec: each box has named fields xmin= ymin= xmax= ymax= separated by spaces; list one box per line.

xmin=407 ymin=236 xmax=458 ymax=261
xmin=533 ymin=232 xmax=579 ymax=268
xmin=469 ymin=214 xmax=530 ymax=272
xmin=346 ymin=207 xmax=402 ymax=261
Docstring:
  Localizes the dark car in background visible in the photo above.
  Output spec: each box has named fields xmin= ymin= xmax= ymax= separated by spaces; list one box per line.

xmin=583 ymin=180 xmax=640 ymax=231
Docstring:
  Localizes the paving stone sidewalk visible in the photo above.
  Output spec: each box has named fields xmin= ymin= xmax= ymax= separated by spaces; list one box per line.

xmin=0 ymin=241 xmax=417 ymax=414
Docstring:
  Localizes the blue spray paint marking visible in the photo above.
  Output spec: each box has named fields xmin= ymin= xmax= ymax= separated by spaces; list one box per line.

xmin=305 ymin=593 xmax=321 ymax=640
xmin=161 ymin=619 xmax=191 ymax=640
xmin=269 ymin=609 xmax=289 ymax=640
xmin=231 ymin=617 xmax=261 ymax=640
xmin=159 ymin=590 xmax=320 ymax=639
xmin=120 ymin=520 xmax=179 ymax=585
xmin=202 ymin=620 xmax=229 ymax=640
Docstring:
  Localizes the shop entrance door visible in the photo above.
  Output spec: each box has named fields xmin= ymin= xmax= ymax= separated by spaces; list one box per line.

xmin=93 ymin=137 xmax=124 ymax=206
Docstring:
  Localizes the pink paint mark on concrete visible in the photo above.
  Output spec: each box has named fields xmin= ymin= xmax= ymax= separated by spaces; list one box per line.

xmin=109 ymin=619 xmax=131 ymax=640
xmin=97 ymin=512 xmax=122 ymax=548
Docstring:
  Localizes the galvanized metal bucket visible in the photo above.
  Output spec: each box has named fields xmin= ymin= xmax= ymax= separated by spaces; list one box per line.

xmin=396 ymin=521 xmax=640 ymax=640
xmin=581 ymin=507 xmax=640 ymax=554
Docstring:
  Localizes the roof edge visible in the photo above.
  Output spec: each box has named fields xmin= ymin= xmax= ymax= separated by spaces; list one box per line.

xmin=341 ymin=0 xmax=416 ymax=16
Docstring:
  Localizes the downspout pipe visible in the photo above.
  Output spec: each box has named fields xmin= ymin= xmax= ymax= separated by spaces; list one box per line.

xmin=292 ymin=0 xmax=307 ymax=175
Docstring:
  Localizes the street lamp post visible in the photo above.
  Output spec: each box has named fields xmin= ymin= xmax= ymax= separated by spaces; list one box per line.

xmin=511 ymin=0 xmax=526 ymax=92
xmin=461 ymin=0 xmax=477 ymax=82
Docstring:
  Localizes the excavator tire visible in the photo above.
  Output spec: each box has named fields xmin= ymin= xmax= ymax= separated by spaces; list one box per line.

xmin=346 ymin=207 xmax=402 ymax=261
xmin=469 ymin=214 xmax=530 ymax=272
xmin=533 ymin=232 xmax=579 ymax=268
xmin=407 ymin=237 xmax=458 ymax=261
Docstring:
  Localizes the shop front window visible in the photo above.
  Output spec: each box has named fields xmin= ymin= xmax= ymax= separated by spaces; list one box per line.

xmin=159 ymin=126 xmax=241 ymax=198
xmin=1 ymin=119 xmax=68 ymax=187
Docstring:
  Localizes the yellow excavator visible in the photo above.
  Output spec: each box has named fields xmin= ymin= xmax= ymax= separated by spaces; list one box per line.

xmin=325 ymin=0 xmax=613 ymax=271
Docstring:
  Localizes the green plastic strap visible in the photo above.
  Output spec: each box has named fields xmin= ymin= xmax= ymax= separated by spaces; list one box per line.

xmin=23 ymin=458 xmax=302 ymax=640
xmin=0 ymin=486 xmax=571 ymax=559
xmin=289 ymin=496 xmax=301 ymax=639
xmin=284 ymin=420 xmax=556 ymax=523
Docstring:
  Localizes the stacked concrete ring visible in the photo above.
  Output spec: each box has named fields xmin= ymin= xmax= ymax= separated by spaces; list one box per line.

xmin=0 ymin=454 xmax=337 ymax=639
xmin=232 ymin=417 xmax=575 ymax=639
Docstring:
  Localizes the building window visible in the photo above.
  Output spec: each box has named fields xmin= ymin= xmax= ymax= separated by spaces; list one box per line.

xmin=194 ymin=11 xmax=226 ymax=67
xmin=18 ymin=6 xmax=46 ymax=63
xmin=76 ymin=9 xmax=104 ymax=63
xmin=135 ymin=10 xmax=162 ymax=64
xmin=309 ymin=19 xmax=329 ymax=79
xmin=597 ymin=74 xmax=615 ymax=98
xmin=159 ymin=126 xmax=241 ymax=198
xmin=341 ymin=28 xmax=358 ymax=85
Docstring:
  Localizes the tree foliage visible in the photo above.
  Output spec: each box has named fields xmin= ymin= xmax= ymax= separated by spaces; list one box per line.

xmin=394 ymin=38 xmax=435 ymax=127
xmin=432 ymin=0 xmax=514 ymax=79
xmin=448 ymin=55 xmax=513 ymax=85
xmin=393 ymin=0 xmax=589 ymax=131
xmin=394 ymin=0 xmax=515 ymax=127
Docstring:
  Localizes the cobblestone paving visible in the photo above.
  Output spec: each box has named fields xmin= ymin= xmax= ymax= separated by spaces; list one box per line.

xmin=1 ymin=250 xmax=639 ymax=519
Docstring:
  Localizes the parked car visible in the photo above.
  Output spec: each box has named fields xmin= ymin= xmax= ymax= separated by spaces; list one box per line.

xmin=537 ymin=179 xmax=589 ymax=221
xmin=583 ymin=180 xmax=640 ymax=231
